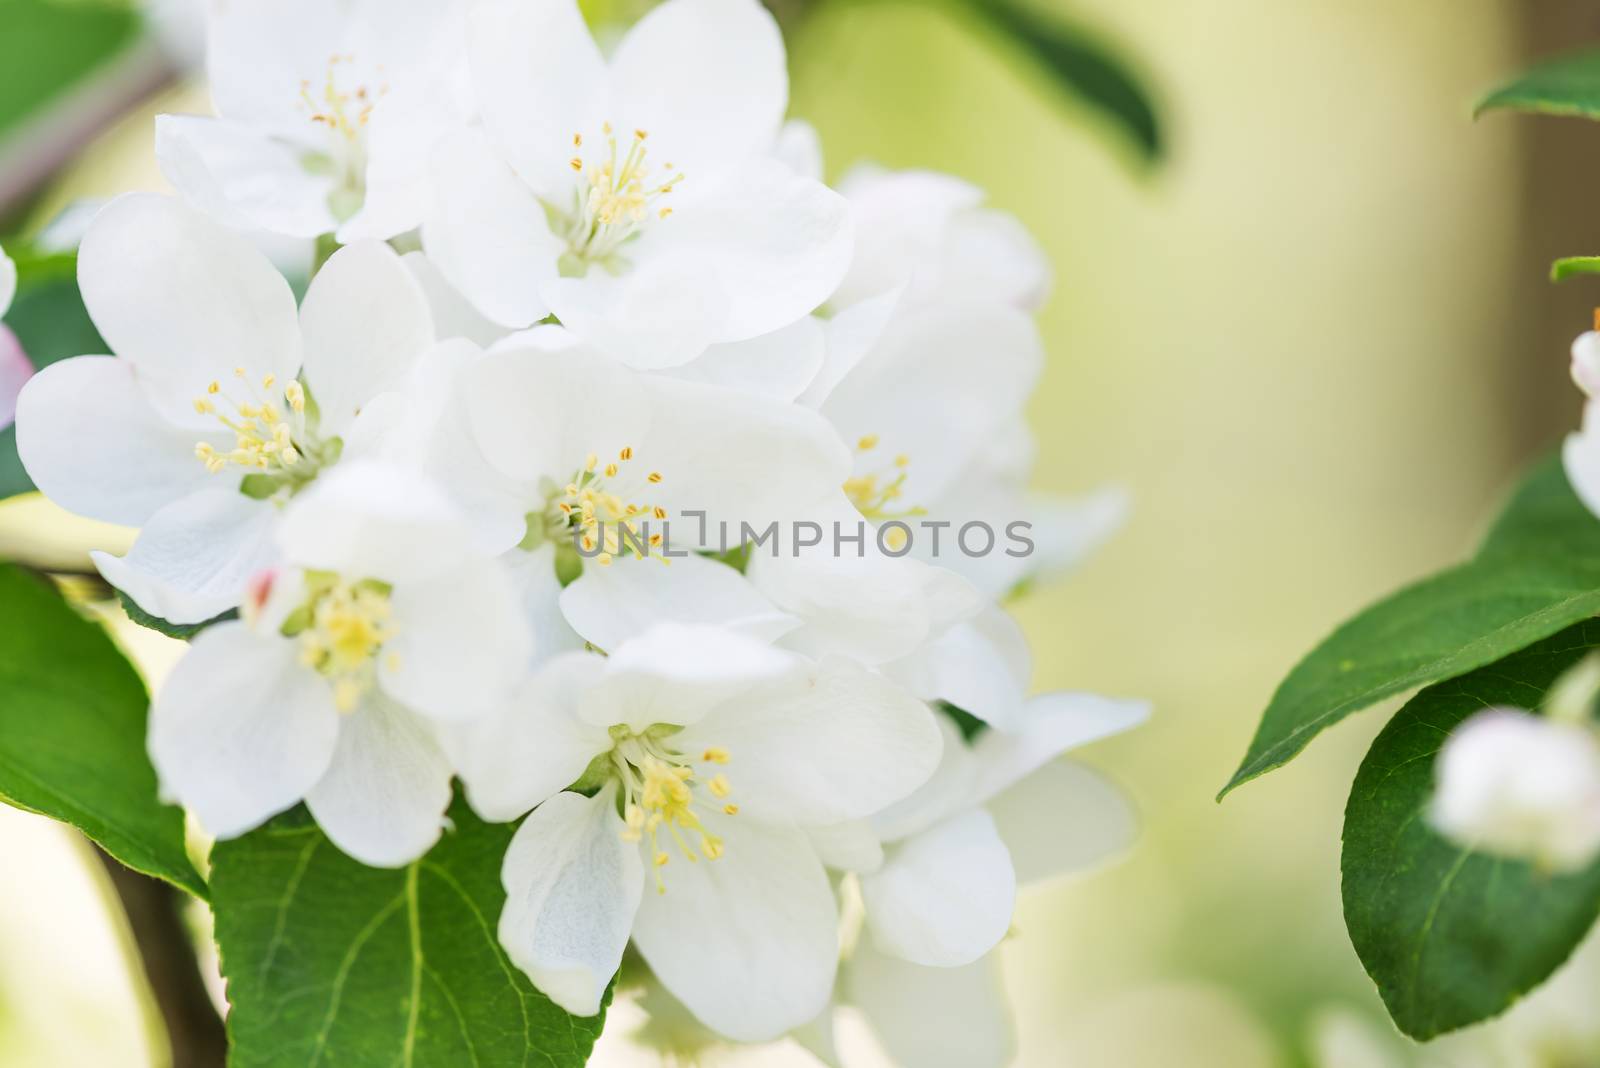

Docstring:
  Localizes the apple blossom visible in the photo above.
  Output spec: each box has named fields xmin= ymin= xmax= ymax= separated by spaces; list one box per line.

xmin=0 ymin=243 xmax=30 ymax=431
xmin=449 ymin=623 xmax=943 ymax=1040
xmin=424 ymin=0 xmax=853 ymax=368
xmin=16 ymin=194 xmax=438 ymax=624
xmin=157 ymin=0 xmax=471 ymax=243
xmin=149 ymin=461 xmax=531 ymax=865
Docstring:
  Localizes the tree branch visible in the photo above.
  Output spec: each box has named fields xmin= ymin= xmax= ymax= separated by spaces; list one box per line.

xmin=95 ymin=848 xmax=227 ymax=1068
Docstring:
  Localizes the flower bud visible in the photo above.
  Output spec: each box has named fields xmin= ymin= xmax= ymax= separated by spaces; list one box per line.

xmin=1429 ymin=707 xmax=1600 ymax=872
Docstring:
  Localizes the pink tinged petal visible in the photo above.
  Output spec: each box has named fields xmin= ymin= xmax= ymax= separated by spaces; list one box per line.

xmin=845 ymin=940 xmax=1015 ymax=1068
xmin=648 ymin=157 xmax=853 ymax=344
xmin=631 ymin=818 xmax=838 ymax=1042
xmin=423 ymin=128 xmax=561 ymax=329
xmin=499 ymin=785 xmax=644 ymax=1017
xmin=559 ymin=552 xmax=797 ymax=653
xmin=378 ymin=554 xmax=533 ymax=723
xmin=149 ymin=621 xmax=341 ymax=840
xmin=77 ymin=194 xmax=302 ymax=425
xmin=92 ymin=488 xmax=279 ymax=625
xmin=304 ymin=691 xmax=453 ymax=867
xmin=678 ymin=656 xmax=944 ymax=826
xmin=468 ymin=0 xmax=607 ymax=202
xmin=449 ymin=653 xmax=611 ymax=823
xmin=986 ymin=760 xmax=1138 ymax=886
xmin=610 ymin=0 xmax=788 ymax=174
xmin=15 ymin=356 xmax=218 ymax=526
xmin=970 ymin=692 xmax=1151 ymax=806
xmin=860 ymin=808 xmax=1016 ymax=967
xmin=155 ymin=115 xmax=338 ymax=239
xmin=0 ymin=325 xmax=33 ymax=429
xmin=298 ymin=240 xmax=435 ymax=436
xmin=664 ymin=316 xmax=826 ymax=402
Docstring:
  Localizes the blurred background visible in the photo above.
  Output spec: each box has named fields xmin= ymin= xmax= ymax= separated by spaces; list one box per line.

xmin=4 ymin=0 xmax=1600 ymax=1064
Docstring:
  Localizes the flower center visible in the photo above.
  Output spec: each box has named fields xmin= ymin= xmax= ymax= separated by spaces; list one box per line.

xmin=555 ymin=124 xmax=684 ymax=273
xmin=297 ymin=54 xmax=386 ymax=221
xmin=193 ymin=370 xmax=339 ymax=500
xmin=524 ymin=447 xmax=667 ymax=566
xmin=843 ymin=434 xmax=923 ymax=547
xmin=612 ymin=731 xmax=737 ymax=893
xmin=282 ymin=572 xmax=396 ymax=712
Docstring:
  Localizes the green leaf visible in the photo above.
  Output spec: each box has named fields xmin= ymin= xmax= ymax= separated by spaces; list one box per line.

xmin=1551 ymin=256 xmax=1600 ymax=283
xmin=212 ymin=798 xmax=610 ymax=1068
xmin=0 ymin=0 xmax=140 ymax=143
xmin=0 ymin=251 xmax=105 ymax=500
xmin=117 ymin=590 xmax=236 ymax=641
xmin=948 ymin=0 xmax=1162 ymax=164
xmin=1477 ymin=48 xmax=1600 ymax=123
xmin=1221 ymin=455 xmax=1600 ymax=798
xmin=1342 ymin=621 xmax=1600 ymax=1039
xmin=0 ymin=565 xmax=206 ymax=897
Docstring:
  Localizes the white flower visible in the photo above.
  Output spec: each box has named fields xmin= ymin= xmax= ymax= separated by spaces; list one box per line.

xmin=1429 ymin=707 xmax=1600 ymax=872
xmin=795 ymin=696 xmax=1144 ymax=1068
xmin=0 ymin=243 xmax=30 ymax=432
xmin=0 ymin=242 xmax=13 ymax=315
xmin=148 ymin=461 xmax=531 ymax=866
xmin=16 ymin=194 xmax=438 ymax=623
xmin=450 ymin=623 xmax=943 ymax=1040
xmin=1574 ymin=330 xmax=1600 ymax=398
xmin=423 ymin=0 xmax=853 ymax=368
xmin=158 ymin=0 xmax=470 ymax=242
xmin=828 ymin=165 xmax=1051 ymax=313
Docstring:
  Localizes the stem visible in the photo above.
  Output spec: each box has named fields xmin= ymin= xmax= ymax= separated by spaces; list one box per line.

xmin=95 ymin=848 xmax=228 ymax=1068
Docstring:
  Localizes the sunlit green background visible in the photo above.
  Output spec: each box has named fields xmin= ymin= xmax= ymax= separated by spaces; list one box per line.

xmin=1 ymin=0 xmax=1594 ymax=1064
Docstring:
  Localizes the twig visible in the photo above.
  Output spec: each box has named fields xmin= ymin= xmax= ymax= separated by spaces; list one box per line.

xmin=94 ymin=848 xmax=227 ymax=1068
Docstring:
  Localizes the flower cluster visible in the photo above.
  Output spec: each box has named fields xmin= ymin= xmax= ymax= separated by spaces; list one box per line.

xmin=13 ymin=0 xmax=1144 ymax=1060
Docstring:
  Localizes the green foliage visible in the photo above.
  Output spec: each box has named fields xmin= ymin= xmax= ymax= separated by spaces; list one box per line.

xmin=0 ymin=250 xmax=104 ymax=500
xmin=212 ymin=798 xmax=610 ymax=1068
xmin=1343 ymin=622 xmax=1600 ymax=1039
xmin=0 ymin=0 xmax=140 ymax=143
xmin=0 ymin=564 xmax=205 ymax=896
xmin=939 ymin=0 xmax=1162 ymax=164
xmin=1221 ymin=457 xmax=1600 ymax=798
xmin=1477 ymin=48 xmax=1600 ymax=123
xmin=1551 ymin=256 xmax=1600 ymax=283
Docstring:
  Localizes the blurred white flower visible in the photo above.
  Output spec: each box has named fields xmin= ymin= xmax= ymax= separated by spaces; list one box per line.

xmin=0 ymin=244 xmax=29 ymax=432
xmin=1573 ymin=330 xmax=1600 ymax=398
xmin=0 ymin=243 xmax=13 ymax=315
xmin=158 ymin=0 xmax=471 ymax=242
xmin=450 ymin=623 xmax=943 ymax=1040
xmin=424 ymin=0 xmax=853 ymax=368
xmin=148 ymin=461 xmax=531 ymax=866
xmin=15 ymin=194 xmax=439 ymax=624
xmin=1429 ymin=707 xmax=1600 ymax=872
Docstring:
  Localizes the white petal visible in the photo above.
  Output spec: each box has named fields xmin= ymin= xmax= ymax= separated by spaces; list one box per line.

xmin=870 ymin=714 xmax=980 ymax=843
xmin=884 ymin=607 xmax=1031 ymax=729
xmin=379 ymin=555 xmax=533 ymax=722
xmin=560 ymin=552 xmax=795 ymax=653
xmin=450 ymin=653 xmax=611 ymax=822
xmin=584 ymin=622 xmax=796 ymax=731
xmin=1566 ymin=401 xmax=1600 ymax=521
xmin=845 ymin=941 xmax=1015 ymax=1068
xmin=15 ymin=356 xmax=213 ymax=526
xmin=832 ymin=167 xmax=983 ymax=308
xmin=500 ymin=785 xmax=643 ymax=1017
xmin=632 ymin=818 xmax=837 ymax=1041
xmin=679 ymin=656 xmax=943 ymax=826
xmin=610 ymin=0 xmax=788 ymax=173
xmin=971 ymin=692 xmax=1150 ymax=806
xmin=333 ymin=91 xmax=455 ymax=244
xmin=0 ymin=326 xmax=30 ymax=430
xmin=651 ymin=157 xmax=853 ymax=342
xmin=155 ymin=115 xmax=337 ymax=238
xmin=504 ymin=543 xmax=589 ymax=667
xmin=987 ymin=760 xmax=1138 ymax=885
xmin=299 ymin=240 xmax=435 ymax=436
xmin=149 ymin=621 xmax=340 ymax=839
xmin=938 ymin=207 xmax=1052 ymax=310
xmin=205 ymin=0 xmax=345 ymax=135
xmin=78 ymin=194 xmax=301 ymax=423
xmin=276 ymin=460 xmax=476 ymax=585
xmin=468 ymin=0 xmax=606 ymax=201
xmin=0 ymin=243 xmax=14 ymax=314
xmin=860 ymin=809 xmax=1015 ymax=967
xmin=799 ymin=285 xmax=902 ymax=407
xmin=805 ymin=820 xmax=884 ymax=874
xmin=305 ymin=692 xmax=452 ymax=867
xmin=541 ymin=260 xmax=728 ymax=370
xmin=1022 ymin=484 xmax=1130 ymax=584
xmin=402 ymin=251 xmax=509 ymax=348
xmin=665 ymin=316 xmax=825 ymax=401
xmin=92 ymin=487 xmax=278 ymax=624
xmin=773 ymin=119 xmax=823 ymax=181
